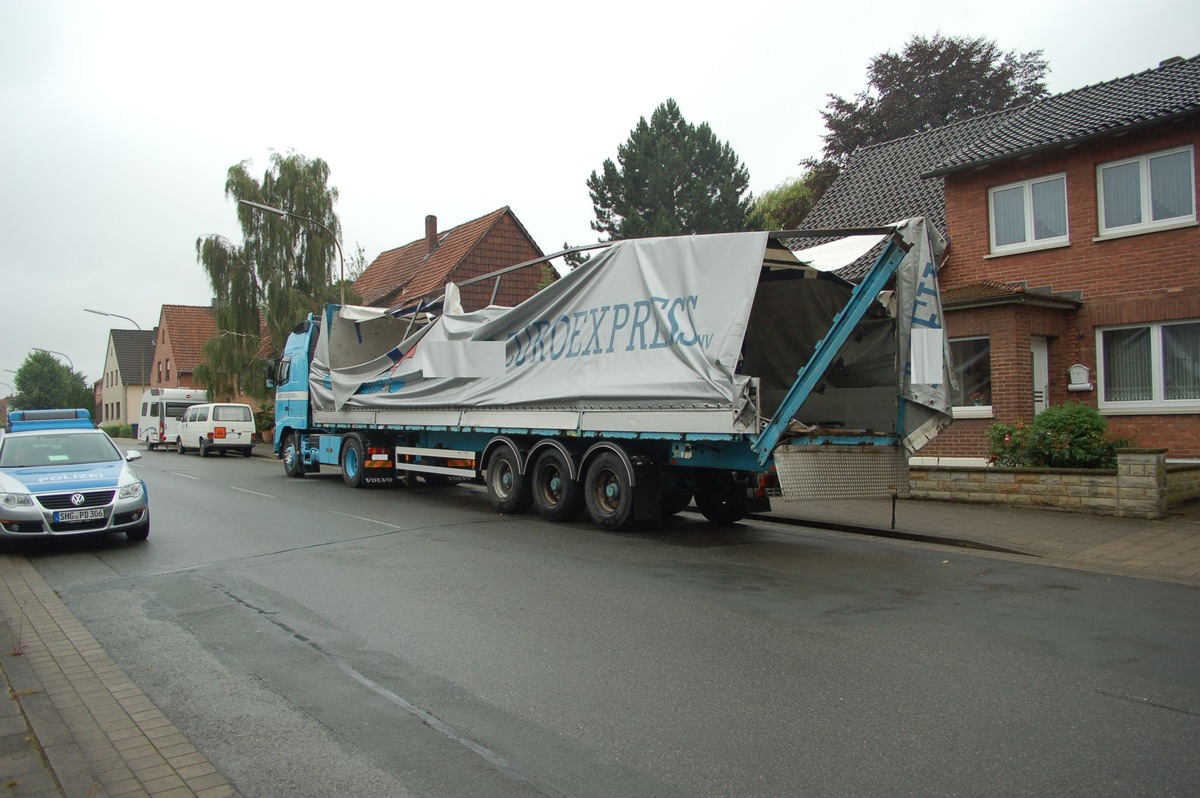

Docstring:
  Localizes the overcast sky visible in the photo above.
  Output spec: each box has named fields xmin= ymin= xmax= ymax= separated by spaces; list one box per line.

xmin=2 ymin=0 xmax=1197 ymax=387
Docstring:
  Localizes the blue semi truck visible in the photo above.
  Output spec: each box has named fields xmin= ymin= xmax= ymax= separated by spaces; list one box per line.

xmin=267 ymin=220 xmax=953 ymax=531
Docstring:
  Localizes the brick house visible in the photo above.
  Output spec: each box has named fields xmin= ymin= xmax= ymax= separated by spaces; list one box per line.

xmin=354 ymin=207 xmax=547 ymax=311
xmin=148 ymin=305 xmax=217 ymax=391
xmin=802 ymin=54 xmax=1200 ymax=461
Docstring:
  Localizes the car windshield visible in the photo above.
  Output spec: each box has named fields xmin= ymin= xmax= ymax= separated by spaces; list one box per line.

xmin=0 ymin=432 xmax=122 ymax=468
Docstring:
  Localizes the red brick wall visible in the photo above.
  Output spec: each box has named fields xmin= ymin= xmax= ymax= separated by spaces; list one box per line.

xmin=451 ymin=215 xmax=547 ymax=311
xmin=927 ymin=120 xmax=1200 ymax=458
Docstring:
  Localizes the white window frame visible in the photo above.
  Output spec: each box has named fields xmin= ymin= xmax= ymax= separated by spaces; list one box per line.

xmin=949 ymin=335 xmax=993 ymax=419
xmin=1096 ymin=145 xmax=1196 ymax=237
xmin=1096 ymin=319 xmax=1200 ymax=413
xmin=988 ymin=173 xmax=1069 ymax=255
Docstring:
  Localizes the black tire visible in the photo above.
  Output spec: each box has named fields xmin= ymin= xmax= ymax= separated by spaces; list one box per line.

xmin=531 ymin=448 xmax=584 ymax=522
xmin=199 ymin=439 xmax=210 ymax=458
xmin=176 ymin=437 xmax=186 ymax=455
xmin=342 ymin=437 xmax=366 ymax=488
xmin=660 ymin=488 xmax=693 ymax=517
xmin=695 ymin=473 xmax=748 ymax=525
xmin=486 ymin=447 xmax=532 ymax=514
xmin=584 ymin=451 xmax=636 ymax=531
xmin=125 ymin=517 xmax=150 ymax=542
xmin=242 ymin=447 xmax=254 ymax=458
xmin=283 ymin=433 xmax=306 ymax=478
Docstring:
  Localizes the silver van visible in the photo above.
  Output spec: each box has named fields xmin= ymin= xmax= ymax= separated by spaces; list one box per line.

xmin=175 ymin=403 xmax=257 ymax=457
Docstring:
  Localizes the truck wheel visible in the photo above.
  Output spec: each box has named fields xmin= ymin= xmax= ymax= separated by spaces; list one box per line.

xmin=584 ymin=451 xmax=635 ymax=531
xmin=531 ymin=449 xmax=584 ymax=522
xmin=695 ymin=473 xmax=747 ymax=525
xmin=660 ymin=488 xmax=693 ymax=517
xmin=283 ymin=433 xmax=306 ymax=478
xmin=486 ymin=447 xmax=532 ymax=514
xmin=342 ymin=438 xmax=367 ymax=488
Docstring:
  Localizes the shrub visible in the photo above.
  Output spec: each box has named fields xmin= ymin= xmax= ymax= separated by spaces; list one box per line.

xmin=986 ymin=403 xmax=1136 ymax=469
xmin=102 ymin=423 xmax=134 ymax=439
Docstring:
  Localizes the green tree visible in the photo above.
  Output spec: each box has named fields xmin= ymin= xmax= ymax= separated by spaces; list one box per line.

xmin=587 ymin=99 xmax=752 ymax=239
xmin=749 ymin=176 xmax=815 ymax=230
xmin=11 ymin=351 xmax=93 ymax=412
xmin=803 ymin=34 xmax=1050 ymax=206
xmin=196 ymin=152 xmax=350 ymax=402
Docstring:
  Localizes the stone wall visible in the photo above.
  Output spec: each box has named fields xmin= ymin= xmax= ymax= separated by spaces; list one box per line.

xmin=909 ymin=449 xmax=1194 ymax=520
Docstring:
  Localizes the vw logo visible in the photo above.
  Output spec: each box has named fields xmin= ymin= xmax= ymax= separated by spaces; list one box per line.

xmin=70 ymin=493 xmax=86 ymax=506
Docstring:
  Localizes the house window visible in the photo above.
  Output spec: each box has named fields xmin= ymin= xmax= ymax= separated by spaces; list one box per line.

xmin=1098 ymin=146 xmax=1195 ymax=235
xmin=1098 ymin=320 xmax=1200 ymax=409
xmin=165 ymin=359 xmax=171 ymax=382
xmin=950 ymin=337 xmax=992 ymax=413
xmin=989 ymin=174 xmax=1068 ymax=253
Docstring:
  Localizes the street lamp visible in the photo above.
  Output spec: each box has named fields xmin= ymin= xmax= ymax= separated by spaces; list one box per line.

xmin=85 ymin=308 xmax=142 ymax=330
xmin=34 ymin=348 xmax=75 ymax=373
xmin=0 ymin=381 xmax=13 ymax=397
xmin=238 ymin=199 xmax=346 ymax=305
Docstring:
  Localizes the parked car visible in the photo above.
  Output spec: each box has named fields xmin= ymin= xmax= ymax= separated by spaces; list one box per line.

xmin=0 ymin=409 xmax=149 ymax=541
xmin=175 ymin=403 xmax=257 ymax=457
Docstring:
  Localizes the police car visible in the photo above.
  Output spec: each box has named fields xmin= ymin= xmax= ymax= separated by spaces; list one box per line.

xmin=0 ymin=409 xmax=150 ymax=541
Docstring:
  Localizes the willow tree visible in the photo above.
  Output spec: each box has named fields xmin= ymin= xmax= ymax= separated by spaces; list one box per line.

xmin=196 ymin=152 xmax=350 ymax=402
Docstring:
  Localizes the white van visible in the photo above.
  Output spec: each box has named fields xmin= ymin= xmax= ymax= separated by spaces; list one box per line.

xmin=175 ymin=403 xmax=257 ymax=457
xmin=138 ymin=388 xmax=208 ymax=450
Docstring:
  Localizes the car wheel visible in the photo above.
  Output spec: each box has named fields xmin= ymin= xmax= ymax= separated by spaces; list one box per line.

xmin=125 ymin=518 xmax=150 ymax=542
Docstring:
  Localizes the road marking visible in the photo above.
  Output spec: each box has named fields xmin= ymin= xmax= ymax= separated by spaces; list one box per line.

xmin=168 ymin=472 xmax=200 ymax=480
xmin=329 ymin=510 xmax=394 ymax=527
xmin=229 ymin=486 xmax=275 ymax=498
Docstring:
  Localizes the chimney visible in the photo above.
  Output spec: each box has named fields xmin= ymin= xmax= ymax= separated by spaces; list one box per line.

xmin=425 ymin=215 xmax=438 ymax=255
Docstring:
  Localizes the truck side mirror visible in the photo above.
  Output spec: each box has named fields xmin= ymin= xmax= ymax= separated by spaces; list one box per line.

xmin=265 ymin=359 xmax=277 ymax=389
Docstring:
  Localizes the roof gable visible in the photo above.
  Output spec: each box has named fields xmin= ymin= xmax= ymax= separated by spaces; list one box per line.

xmin=110 ymin=329 xmax=156 ymax=384
xmin=158 ymin=305 xmax=216 ymax=373
xmin=354 ymin=207 xmax=539 ymax=307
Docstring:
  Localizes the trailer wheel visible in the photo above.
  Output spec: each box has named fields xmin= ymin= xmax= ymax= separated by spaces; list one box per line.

xmin=660 ymin=488 xmax=693 ymax=517
xmin=584 ymin=451 xmax=635 ymax=531
xmin=486 ymin=447 xmax=532 ymax=514
xmin=283 ymin=433 xmax=306 ymax=478
xmin=531 ymin=449 xmax=584 ymax=522
xmin=342 ymin=437 xmax=366 ymax=488
xmin=695 ymin=473 xmax=747 ymax=525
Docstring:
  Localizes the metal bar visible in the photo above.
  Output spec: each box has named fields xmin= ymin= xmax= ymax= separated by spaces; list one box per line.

xmin=751 ymin=237 xmax=911 ymax=466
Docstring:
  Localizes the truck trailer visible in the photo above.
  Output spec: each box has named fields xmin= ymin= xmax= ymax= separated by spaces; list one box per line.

xmin=268 ymin=219 xmax=953 ymax=530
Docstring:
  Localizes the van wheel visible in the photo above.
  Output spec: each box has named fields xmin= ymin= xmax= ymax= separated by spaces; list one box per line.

xmin=199 ymin=439 xmax=210 ymax=457
xmin=283 ymin=434 xmax=305 ymax=478
xmin=176 ymin=438 xmax=186 ymax=454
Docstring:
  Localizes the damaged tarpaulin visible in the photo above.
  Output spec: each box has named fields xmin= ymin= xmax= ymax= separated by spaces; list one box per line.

xmin=311 ymin=218 xmax=952 ymax=453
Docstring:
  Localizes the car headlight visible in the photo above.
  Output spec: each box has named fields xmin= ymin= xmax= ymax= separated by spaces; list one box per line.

xmin=118 ymin=482 xmax=144 ymax=500
xmin=1 ymin=492 xmax=33 ymax=508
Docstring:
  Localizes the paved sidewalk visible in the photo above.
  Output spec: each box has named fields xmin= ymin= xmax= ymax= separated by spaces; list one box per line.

xmin=765 ymin=496 xmax=1200 ymax=586
xmin=0 ymin=556 xmax=239 ymax=797
xmin=2 ymin=473 xmax=1198 ymax=796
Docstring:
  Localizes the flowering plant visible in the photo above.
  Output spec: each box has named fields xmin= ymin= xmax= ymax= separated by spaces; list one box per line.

xmin=969 ymin=391 xmax=988 ymax=405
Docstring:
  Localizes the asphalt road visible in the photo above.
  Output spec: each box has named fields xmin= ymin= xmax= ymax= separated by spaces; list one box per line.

xmin=13 ymin=447 xmax=1200 ymax=797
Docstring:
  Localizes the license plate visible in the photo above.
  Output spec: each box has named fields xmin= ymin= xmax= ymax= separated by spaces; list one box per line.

xmin=54 ymin=508 xmax=105 ymax=523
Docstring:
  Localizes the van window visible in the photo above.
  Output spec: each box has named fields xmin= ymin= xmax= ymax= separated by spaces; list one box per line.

xmin=141 ymin=402 xmax=148 ymax=415
xmin=165 ymin=402 xmax=192 ymax=418
xmin=213 ymin=405 xmax=252 ymax=422
xmin=197 ymin=407 xmax=209 ymax=422
xmin=150 ymin=401 xmax=161 ymax=417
